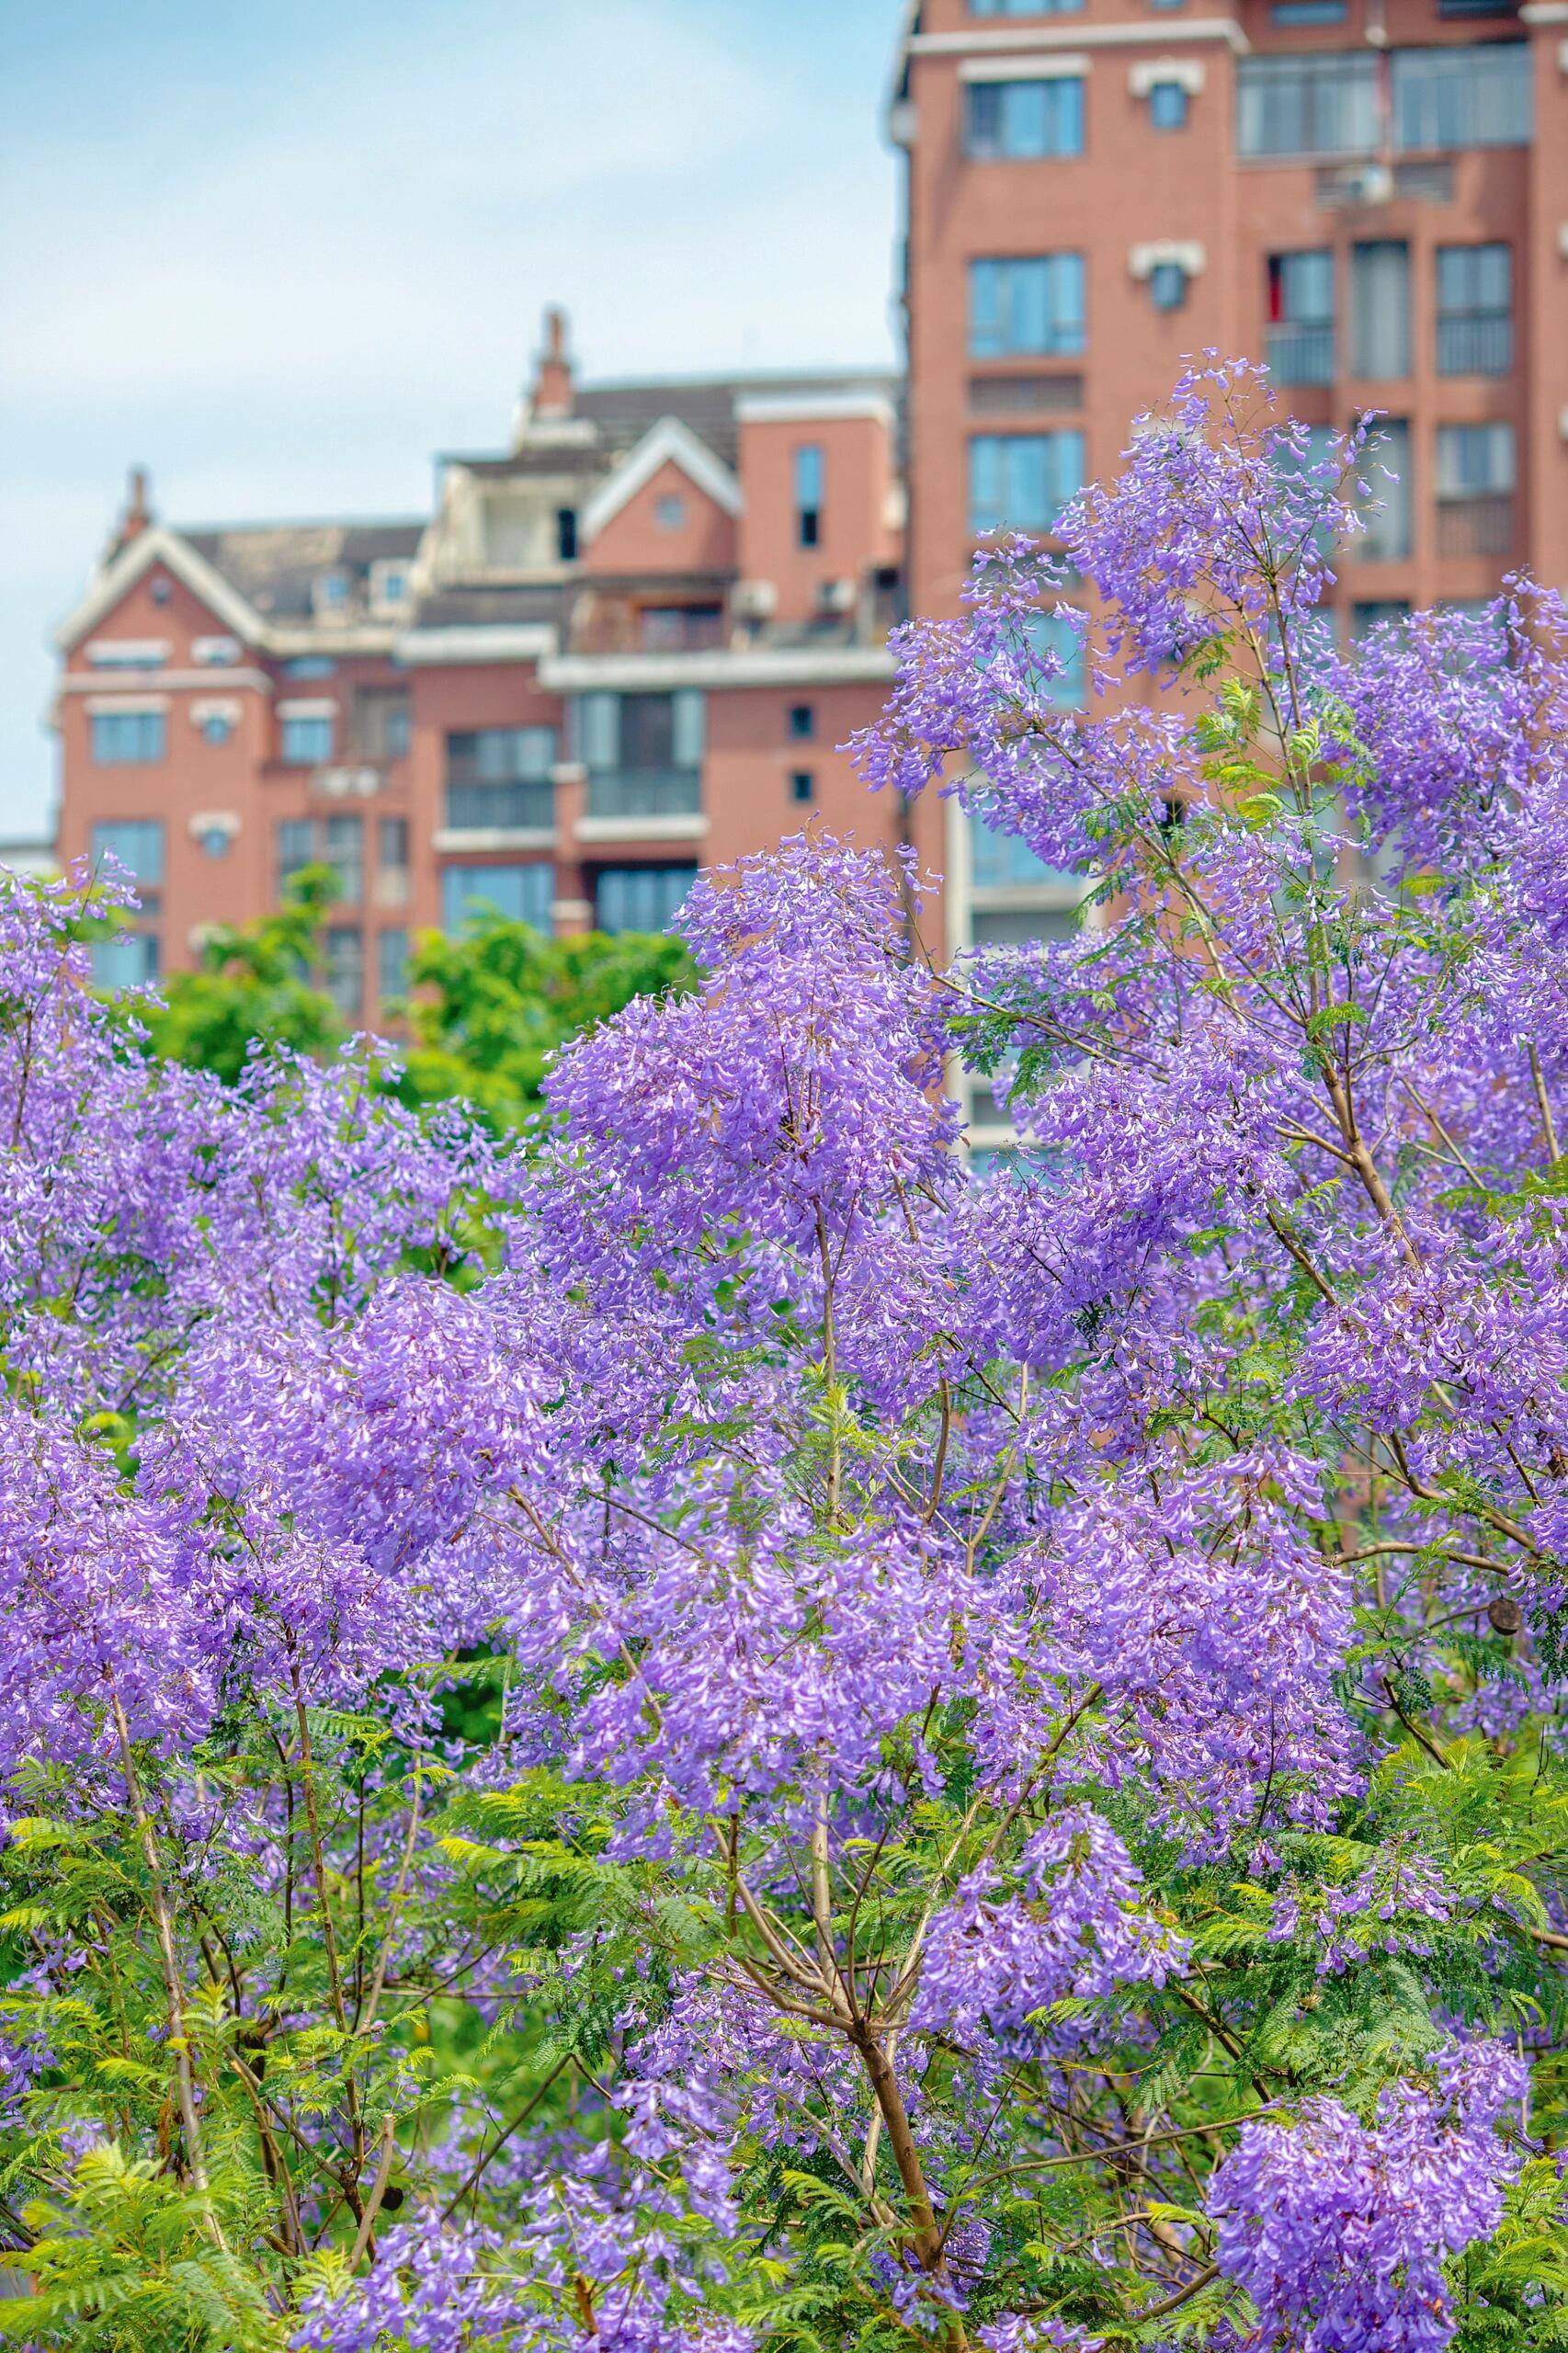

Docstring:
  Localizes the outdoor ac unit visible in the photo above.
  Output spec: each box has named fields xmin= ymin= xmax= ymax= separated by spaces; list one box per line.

xmin=817 ymin=576 xmax=857 ymax=615
xmin=1340 ymin=163 xmax=1393 ymax=205
xmin=733 ymin=578 xmax=778 ymax=620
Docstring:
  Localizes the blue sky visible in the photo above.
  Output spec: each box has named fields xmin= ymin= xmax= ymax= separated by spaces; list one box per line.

xmin=0 ymin=0 xmax=904 ymax=834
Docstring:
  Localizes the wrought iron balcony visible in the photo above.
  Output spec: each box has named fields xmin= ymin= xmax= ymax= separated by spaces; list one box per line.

xmin=1436 ymin=493 xmax=1514 ymax=560
xmin=442 ymin=780 xmax=554 ymax=832
xmin=1436 ymin=313 xmax=1512 ymax=376
xmin=1265 ymin=323 xmax=1335 ymax=386
xmin=585 ymin=767 xmax=702 ymax=820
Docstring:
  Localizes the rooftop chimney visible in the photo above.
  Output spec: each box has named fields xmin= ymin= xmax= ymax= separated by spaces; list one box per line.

xmin=532 ymin=306 xmax=574 ymax=420
xmin=105 ymin=466 xmax=153 ymax=564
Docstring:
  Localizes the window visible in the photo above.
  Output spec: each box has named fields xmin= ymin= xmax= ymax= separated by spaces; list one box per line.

xmin=1350 ymin=240 xmax=1411 ymax=380
xmin=370 ymin=562 xmax=410 ymax=609
xmin=440 ymin=863 xmax=554 ymax=933
xmin=789 ymin=771 xmax=815 ymax=804
xmin=1148 ymin=261 xmax=1187 ymax=312
xmin=91 ymin=710 xmax=165 ymax=765
xmin=969 ymin=255 xmax=1085 ymax=357
xmin=1437 ymin=244 xmax=1512 ymax=375
xmin=91 ymin=818 xmax=165 ymax=886
xmin=969 ymin=432 xmax=1085 ymax=535
xmin=794 ymin=446 xmax=824 ymax=548
xmin=789 ymin=703 xmax=815 ymax=742
xmin=280 ymin=712 xmax=333 ymax=766
xmin=377 ymin=928 xmax=408 ymax=1003
xmin=970 ymin=0 xmax=1085 ymax=13
xmin=556 ymin=507 xmax=579 ymax=561
xmin=91 ymin=932 xmax=159 ymax=990
xmin=324 ymin=926 xmax=364 ymax=1020
xmin=1237 ymin=53 xmax=1378 ymax=157
xmin=965 ymin=76 xmax=1085 ymax=160
xmin=1267 ymin=251 xmax=1335 ymax=385
xmin=379 ymin=816 xmax=410 ymax=874
xmin=1437 ymin=421 xmax=1516 ymax=499
xmin=1272 ymin=0 xmax=1346 ymax=19
xmin=576 ymin=691 xmax=705 ymax=817
xmin=444 ymin=726 xmax=556 ymax=831
xmin=313 ymin=571 xmax=351 ymax=614
xmin=199 ymin=712 xmax=234 ymax=746
xmin=197 ymin=823 xmax=232 ymax=859
xmin=1148 ymin=79 xmax=1188 ymax=129
xmin=594 ymin=867 xmax=697 ymax=935
xmin=653 ymin=494 xmax=687 ymax=532
xmin=276 ymin=813 xmax=362 ymax=903
xmin=283 ymin=656 xmax=336 ymax=681
xmin=192 ymin=635 xmax=241 ymax=666
xmin=1355 ymin=420 xmax=1412 ymax=563
xmin=1025 ymin=608 xmax=1087 ymax=705
xmin=1392 ymin=44 xmax=1530 ymax=152
xmin=353 ymin=690 xmax=411 ymax=762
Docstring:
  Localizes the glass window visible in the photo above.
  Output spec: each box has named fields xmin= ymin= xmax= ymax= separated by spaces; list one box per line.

xmin=197 ymin=823 xmax=231 ymax=859
xmin=575 ymin=693 xmax=619 ymax=771
xmin=276 ymin=819 xmax=314 ymax=892
xmin=281 ymin=713 xmax=333 ymax=766
xmin=788 ymin=703 xmax=815 ymax=741
xmin=1267 ymin=250 xmax=1335 ymax=384
xmin=964 ymin=77 xmax=1085 ymax=161
xmin=324 ymin=814 xmax=363 ymax=904
xmin=1350 ymin=240 xmax=1411 ymax=380
xmin=354 ymin=690 xmax=411 ymax=761
xmin=199 ymin=711 xmax=234 ymax=746
xmin=440 ymin=863 xmax=554 ymax=933
xmin=91 ymin=818 xmax=165 ymax=885
xmin=594 ymin=866 xmax=697 ymax=936
xmin=1237 ymin=53 xmax=1378 ymax=157
xmin=793 ymin=446 xmax=824 ymax=548
xmin=1356 ymin=419 xmax=1413 ymax=562
xmin=1392 ymin=43 xmax=1530 ymax=152
xmin=90 ymin=931 xmax=160 ymax=989
xmin=556 ymin=507 xmax=578 ymax=561
xmin=1025 ymin=608 xmax=1087 ymax=705
xmin=1272 ymin=0 xmax=1346 ymax=18
xmin=970 ymin=810 xmax=1079 ymax=892
xmin=969 ymin=432 xmax=1085 ymax=534
xmin=1436 ymin=244 xmax=1512 ymax=375
xmin=1148 ymin=80 xmax=1188 ymax=129
xmin=446 ymin=726 xmax=555 ymax=784
xmin=790 ymin=770 xmax=815 ymax=804
xmin=1351 ymin=599 xmax=1411 ymax=638
xmin=90 ymin=710 xmax=165 ymax=765
xmin=379 ymin=816 xmax=410 ymax=873
xmin=377 ymin=927 xmax=408 ymax=1003
xmin=970 ymin=0 xmax=1084 ymax=12
xmin=1437 ymin=421 xmax=1516 ymax=497
xmin=1148 ymin=261 xmax=1187 ymax=312
xmin=653 ymin=494 xmax=687 ymax=531
xmin=324 ymin=926 xmax=364 ymax=1020
xmin=969 ymin=255 xmax=1085 ymax=357
xmin=282 ymin=656 xmax=336 ymax=681
xmin=314 ymin=571 xmax=351 ymax=610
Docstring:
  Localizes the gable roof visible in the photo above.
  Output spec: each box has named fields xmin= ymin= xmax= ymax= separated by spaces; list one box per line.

xmin=53 ymin=526 xmax=267 ymax=652
xmin=581 ymin=415 xmax=743 ymax=544
xmin=55 ymin=517 xmax=427 ymax=653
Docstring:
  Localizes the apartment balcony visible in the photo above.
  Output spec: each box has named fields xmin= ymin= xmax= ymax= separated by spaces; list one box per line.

xmin=443 ymin=779 xmax=554 ymax=832
xmin=1265 ymin=324 xmax=1335 ymax=388
xmin=1436 ymin=493 xmax=1515 ymax=560
xmin=1436 ymin=314 xmax=1513 ymax=377
xmin=576 ymin=765 xmax=706 ymax=847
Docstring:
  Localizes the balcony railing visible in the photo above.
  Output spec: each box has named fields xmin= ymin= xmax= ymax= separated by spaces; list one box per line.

xmin=1266 ymin=323 xmax=1335 ymax=386
xmin=1436 ymin=493 xmax=1515 ymax=560
xmin=585 ymin=767 xmax=702 ymax=820
xmin=1436 ymin=313 xmax=1513 ymax=376
xmin=443 ymin=780 xmax=554 ymax=832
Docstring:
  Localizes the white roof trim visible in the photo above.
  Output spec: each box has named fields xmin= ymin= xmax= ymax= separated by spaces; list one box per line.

xmin=960 ymin=51 xmax=1089 ymax=81
xmin=85 ymin=637 xmax=171 ymax=666
xmin=396 ymin=624 xmax=558 ymax=666
xmin=55 ymin=527 xmax=265 ymax=653
xmin=543 ymin=645 xmax=896 ymax=692
xmin=84 ymin=692 xmax=170 ymax=714
xmin=736 ymin=392 xmax=896 ymax=426
xmin=582 ymin=416 xmax=743 ymax=543
xmin=907 ymin=17 xmax=1248 ymax=55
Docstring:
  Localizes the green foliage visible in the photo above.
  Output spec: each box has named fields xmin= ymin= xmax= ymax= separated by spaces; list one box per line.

xmin=133 ymin=869 xmax=343 ymax=1085
xmin=390 ymin=913 xmax=694 ymax=1133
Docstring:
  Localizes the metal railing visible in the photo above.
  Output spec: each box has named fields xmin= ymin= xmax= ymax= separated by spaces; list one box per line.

xmin=1265 ymin=322 xmax=1335 ymax=385
xmin=585 ymin=767 xmax=702 ymax=820
xmin=1436 ymin=313 xmax=1512 ymax=376
xmin=443 ymin=780 xmax=554 ymax=833
xmin=1436 ymin=493 xmax=1514 ymax=560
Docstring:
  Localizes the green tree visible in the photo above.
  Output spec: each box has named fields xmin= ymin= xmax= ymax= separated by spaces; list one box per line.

xmin=391 ymin=912 xmax=694 ymax=1132
xmin=136 ymin=868 xmax=342 ymax=1085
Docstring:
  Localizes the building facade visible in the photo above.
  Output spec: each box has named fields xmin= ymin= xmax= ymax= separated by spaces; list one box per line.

xmin=891 ymin=0 xmax=1568 ymax=1137
xmin=52 ymin=319 xmax=908 ymax=1021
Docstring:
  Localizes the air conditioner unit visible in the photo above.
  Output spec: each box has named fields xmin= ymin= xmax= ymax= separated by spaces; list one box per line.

xmin=1340 ymin=162 xmax=1393 ymax=205
xmin=315 ymin=766 xmax=381 ymax=800
xmin=816 ymin=576 xmax=857 ymax=616
xmin=733 ymin=578 xmax=778 ymax=620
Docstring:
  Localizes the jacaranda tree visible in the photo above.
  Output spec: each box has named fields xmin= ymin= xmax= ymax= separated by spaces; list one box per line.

xmin=3 ymin=360 xmax=1567 ymax=2351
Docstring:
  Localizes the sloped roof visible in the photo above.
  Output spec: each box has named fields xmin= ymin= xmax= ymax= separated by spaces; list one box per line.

xmin=181 ymin=519 xmax=425 ymax=620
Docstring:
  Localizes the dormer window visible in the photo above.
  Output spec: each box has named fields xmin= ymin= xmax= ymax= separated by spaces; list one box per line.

xmin=312 ymin=570 xmax=351 ymax=617
xmin=369 ymin=561 xmax=412 ymax=612
xmin=556 ymin=507 xmax=579 ymax=561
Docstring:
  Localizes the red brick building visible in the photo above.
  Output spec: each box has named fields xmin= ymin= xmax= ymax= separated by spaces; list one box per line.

xmin=53 ymin=316 xmax=906 ymax=1018
xmin=892 ymin=0 xmax=1567 ymax=1143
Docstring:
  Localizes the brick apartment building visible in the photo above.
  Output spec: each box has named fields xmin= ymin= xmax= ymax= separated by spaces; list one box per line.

xmin=52 ymin=316 xmax=906 ymax=1019
xmin=891 ymin=0 xmax=1568 ymax=1139
xmin=51 ymin=0 xmax=1565 ymax=1041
